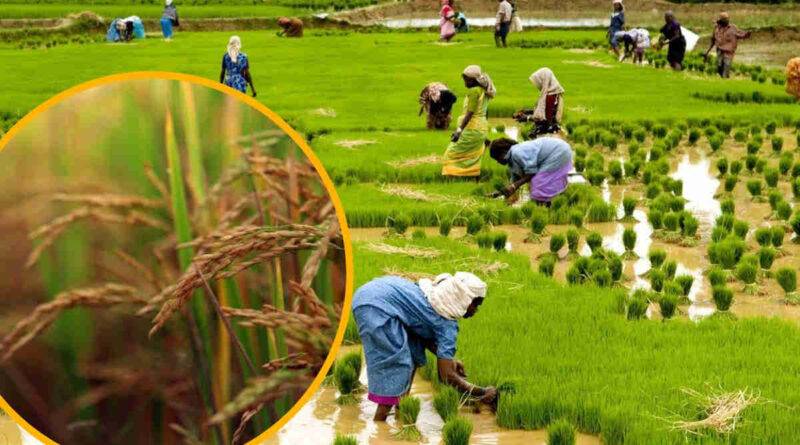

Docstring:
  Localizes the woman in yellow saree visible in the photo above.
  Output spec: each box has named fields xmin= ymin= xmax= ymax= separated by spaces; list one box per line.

xmin=442 ymin=65 xmax=496 ymax=177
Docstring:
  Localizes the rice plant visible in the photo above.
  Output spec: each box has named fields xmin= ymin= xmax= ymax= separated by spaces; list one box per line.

xmin=649 ymin=249 xmax=667 ymax=268
xmin=772 ymin=136 xmax=784 ymax=153
xmin=712 ymin=286 xmax=735 ymax=311
xmin=433 ymin=386 xmax=460 ymax=422
xmin=746 ymin=179 xmax=763 ymax=201
xmin=650 ymin=269 xmax=666 ymax=293
xmin=649 ymin=210 xmax=664 ymax=230
xmin=755 ymin=227 xmax=772 ymax=246
xmin=550 ymin=234 xmax=566 ymax=255
xmin=716 ymin=158 xmax=729 ymax=176
xmin=771 ymin=226 xmax=785 ymax=248
xmin=442 ymin=416 xmax=472 ymax=445
xmin=776 ymin=201 xmax=792 ymax=221
xmin=663 ymin=260 xmax=678 ymax=280
xmin=659 ymin=294 xmax=678 ymax=320
xmin=586 ymin=232 xmax=603 ymax=253
xmin=333 ymin=434 xmax=358 ymax=445
xmin=622 ymin=227 xmax=637 ymax=259
xmin=393 ymin=396 xmax=422 ymax=441
xmin=730 ymin=160 xmax=743 ymax=175
xmin=608 ymin=160 xmax=624 ymax=183
xmin=790 ymin=213 xmax=800 ymax=241
xmin=530 ymin=207 xmax=549 ymax=239
xmin=775 ymin=268 xmax=798 ymax=303
xmin=626 ymin=293 xmax=649 ymax=320
xmin=476 ymin=232 xmax=494 ymax=249
xmin=758 ymin=247 xmax=776 ymax=271
xmin=334 ymin=360 xmax=360 ymax=405
xmin=466 ymin=215 xmax=484 ymax=235
xmin=735 ymin=262 xmax=759 ymax=294
xmin=621 ymin=196 xmax=636 ymax=221
xmin=539 ymin=255 xmax=556 ymax=277
xmin=566 ymin=228 xmax=580 ymax=257
xmin=764 ymin=168 xmax=780 ymax=188
xmin=708 ymin=266 xmax=728 ymax=287
xmin=675 ymin=275 xmax=694 ymax=297
xmin=547 ymin=419 xmax=577 ymax=445
xmin=493 ymin=231 xmax=508 ymax=252
xmin=439 ymin=218 xmax=453 ymax=237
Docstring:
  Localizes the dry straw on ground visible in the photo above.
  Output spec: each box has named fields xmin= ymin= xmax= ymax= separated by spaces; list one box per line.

xmin=669 ymin=387 xmax=762 ymax=435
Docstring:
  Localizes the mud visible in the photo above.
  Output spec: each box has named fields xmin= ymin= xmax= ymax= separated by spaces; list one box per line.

xmin=264 ymin=346 xmax=600 ymax=445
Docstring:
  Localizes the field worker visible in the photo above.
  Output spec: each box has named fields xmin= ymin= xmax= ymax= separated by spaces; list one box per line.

xmin=787 ymin=58 xmax=800 ymax=100
xmin=220 ymin=36 xmax=257 ymax=97
xmin=621 ymin=28 xmax=650 ymax=64
xmin=608 ymin=0 xmax=625 ymax=57
xmin=352 ymin=273 xmax=499 ymax=421
xmin=277 ymin=17 xmax=304 ymax=37
xmin=494 ymin=0 xmax=513 ymax=47
xmin=703 ymin=12 xmax=750 ymax=78
xmin=160 ymin=0 xmax=179 ymax=40
xmin=439 ymin=0 xmax=456 ymax=42
xmin=488 ymin=136 xmax=574 ymax=205
xmin=454 ymin=10 xmax=469 ymax=33
xmin=442 ymin=65 xmax=495 ymax=177
xmin=419 ymin=82 xmax=458 ymax=129
xmin=658 ymin=11 xmax=686 ymax=70
xmin=516 ymin=68 xmax=565 ymax=137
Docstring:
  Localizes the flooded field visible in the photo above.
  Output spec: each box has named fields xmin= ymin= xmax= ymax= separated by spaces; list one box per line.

xmin=382 ymin=18 xmax=606 ymax=29
xmin=263 ymin=346 xmax=600 ymax=445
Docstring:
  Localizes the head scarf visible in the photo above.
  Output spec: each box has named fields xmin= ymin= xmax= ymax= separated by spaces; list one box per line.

xmin=419 ymin=272 xmax=487 ymax=320
xmin=613 ymin=0 xmax=624 ymax=10
xmin=530 ymin=67 xmax=565 ymax=122
xmin=718 ymin=12 xmax=729 ymax=21
xmin=166 ymin=0 xmax=173 ymax=5
xmin=227 ymin=35 xmax=241 ymax=64
xmin=462 ymin=65 xmax=496 ymax=98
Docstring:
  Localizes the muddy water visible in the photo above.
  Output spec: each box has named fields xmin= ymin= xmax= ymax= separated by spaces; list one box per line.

xmin=382 ymin=18 xmax=607 ymax=29
xmin=264 ymin=346 xmax=600 ymax=445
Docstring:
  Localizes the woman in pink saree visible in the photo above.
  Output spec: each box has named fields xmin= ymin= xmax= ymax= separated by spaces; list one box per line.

xmin=439 ymin=0 xmax=456 ymax=41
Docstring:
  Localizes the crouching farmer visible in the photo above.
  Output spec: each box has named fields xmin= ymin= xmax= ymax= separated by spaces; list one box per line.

xmin=353 ymin=273 xmax=498 ymax=421
xmin=489 ymin=136 xmax=574 ymax=205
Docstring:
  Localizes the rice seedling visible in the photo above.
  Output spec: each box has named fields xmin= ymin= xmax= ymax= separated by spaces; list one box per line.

xmin=770 ymin=226 xmax=785 ymax=248
xmin=650 ymin=269 xmax=666 ymax=293
xmin=756 ymin=158 xmax=767 ymax=174
xmin=675 ymin=275 xmax=694 ymax=297
xmin=659 ymin=294 xmax=678 ymax=320
xmin=746 ymin=140 xmax=761 ymax=155
xmin=790 ymin=213 xmax=800 ymax=241
xmin=716 ymin=158 xmax=729 ymax=176
xmin=730 ymin=160 xmax=743 ymax=175
xmin=622 ymin=227 xmax=637 ymax=259
xmin=755 ymin=227 xmax=772 ymax=246
xmin=733 ymin=220 xmax=750 ymax=239
xmin=688 ymin=128 xmax=701 ymax=145
xmin=766 ymin=121 xmax=778 ymax=134
xmin=733 ymin=129 xmax=748 ymax=142
xmin=649 ymin=210 xmax=664 ymax=230
xmin=772 ymin=136 xmax=784 ymax=153
xmin=568 ymin=209 xmax=585 ymax=229
xmin=720 ymin=198 xmax=736 ymax=215
xmin=649 ymin=249 xmax=667 ymax=268
xmin=621 ymin=196 xmax=636 ymax=221
xmin=716 ymin=214 xmax=735 ymax=233
xmin=476 ymin=232 xmax=494 ymax=249
xmin=746 ymin=154 xmax=758 ymax=172
xmin=794 ymin=179 xmax=800 ymax=200
xmin=746 ymin=179 xmax=763 ymax=201
xmin=709 ymin=133 xmax=725 ymax=152
xmin=530 ymin=207 xmax=549 ymax=239
xmin=433 ymin=386 xmax=461 ymax=422
xmin=466 ymin=215 xmax=484 ymax=235
xmin=710 ymin=236 xmax=747 ymax=269
xmin=779 ymin=154 xmax=793 ymax=175
xmin=586 ymin=232 xmax=603 ymax=253
xmin=712 ymin=286 xmax=735 ymax=311
xmin=776 ymin=201 xmax=792 ymax=221
xmin=412 ymin=229 xmax=427 ymax=240
xmin=442 ymin=416 xmax=473 ymax=445
xmin=758 ymin=247 xmax=776 ymax=271
xmin=391 ymin=214 xmax=412 ymax=234
xmin=708 ymin=266 xmax=728 ymax=287
xmin=608 ymin=160 xmax=623 ymax=183
xmin=333 ymin=434 xmax=358 ymax=445
xmin=550 ymin=234 xmax=566 ymax=255
xmin=663 ymin=260 xmax=678 ymax=280
xmin=393 ymin=396 xmax=422 ymax=441
xmin=334 ymin=359 xmax=360 ymax=406
xmin=682 ymin=215 xmax=699 ymax=239
xmin=663 ymin=212 xmax=680 ymax=232
xmin=493 ymin=232 xmax=508 ymax=252
xmin=764 ymin=168 xmax=780 ymax=188
xmin=775 ymin=268 xmax=798 ymax=303
xmin=547 ymin=419 xmax=577 ymax=445
xmin=735 ymin=262 xmax=759 ymax=294
xmin=566 ymin=228 xmax=580 ymax=257
xmin=439 ymin=218 xmax=452 ymax=237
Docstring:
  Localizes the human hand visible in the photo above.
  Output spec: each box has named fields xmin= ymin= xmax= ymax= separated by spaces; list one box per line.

xmin=454 ymin=360 xmax=467 ymax=377
xmin=451 ymin=128 xmax=462 ymax=142
xmin=480 ymin=387 xmax=498 ymax=405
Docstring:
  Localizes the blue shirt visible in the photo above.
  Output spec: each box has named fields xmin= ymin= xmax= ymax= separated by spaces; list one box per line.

xmin=505 ymin=137 xmax=573 ymax=181
xmin=222 ymin=53 xmax=250 ymax=93
xmin=352 ymin=276 xmax=459 ymax=360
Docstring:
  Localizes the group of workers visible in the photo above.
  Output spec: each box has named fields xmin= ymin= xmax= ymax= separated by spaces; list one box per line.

xmin=439 ymin=0 xmax=520 ymax=47
xmin=608 ymin=0 xmax=751 ymax=76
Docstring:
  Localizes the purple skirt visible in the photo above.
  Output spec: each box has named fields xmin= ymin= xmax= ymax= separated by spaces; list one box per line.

xmin=531 ymin=160 xmax=573 ymax=203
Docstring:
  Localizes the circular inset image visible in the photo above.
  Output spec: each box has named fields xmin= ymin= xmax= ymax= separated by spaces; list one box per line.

xmin=0 ymin=73 xmax=352 ymax=444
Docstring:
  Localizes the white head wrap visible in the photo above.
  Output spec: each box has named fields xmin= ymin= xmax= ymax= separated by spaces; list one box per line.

xmin=419 ymin=272 xmax=487 ymax=320
xmin=530 ymin=67 xmax=565 ymax=122
xmin=462 ymin=65 xmax=496 ymax=99
xmin=227 ymin=35 xmax=242 ymax=64
xmin=166 ymin=0 xmax=173 ymax=6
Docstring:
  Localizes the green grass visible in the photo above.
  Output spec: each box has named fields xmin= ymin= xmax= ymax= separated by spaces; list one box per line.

xmin=0 ymin=4 xmax=342 ymax=19
xmin=353 ymin=237 xmax=800 ymax=443
xmin=1 ymin=30 xmax=798 ymax=135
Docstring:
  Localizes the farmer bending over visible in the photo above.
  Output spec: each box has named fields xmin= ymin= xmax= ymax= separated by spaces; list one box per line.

xmin=278 ymin=17 xmax=304 ymax=37
xmin=489 ymin=136 xmax=574 ymax=205
xmin=513 ymin=68 xmax=565 ymax=138
xmin=353 ymin=273 xmax=498 ymax=421
xmin=704 ymin=12 xmax=750 ymax=78
xmin=419 ymin=82 xmax=457 ymax=129
xmin=620 ymin=28 xmax=650 ymax=64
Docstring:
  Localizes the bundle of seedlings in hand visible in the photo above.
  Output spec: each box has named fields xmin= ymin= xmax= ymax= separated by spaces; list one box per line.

xmin=442 ymin=416 xmax=473 ymax=445
xmin=393 ymin=396 xmax=422 ymax=441
xmin=434 ymin=386 xmax=461 ymax=422
xmin=775 ymin=267 xmax=798 ymax=304
xmin=547 ymin=418 xmax=577 ymax=445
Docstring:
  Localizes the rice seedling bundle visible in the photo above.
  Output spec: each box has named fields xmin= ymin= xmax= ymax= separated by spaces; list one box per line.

xmin=735 ymin=262 xmax=759 ymax=293
xmin=733 ymin=220 xmax=750 ymax=239
xmin=566 ymin=228 xmax=580 ymax=255
xmin=412 ymin=229 xmax=427 ymax=240
xmin=663 ymin=260 xmax=678 ymax=280
xmin=746 ymin=155 xmax=758 ymax=172
xmin=439 ymin=218 xmax=452 ymax=237
xmin=779 ymin=155 xmax=792 ymax=175
xmin=712 ymin=286 xmax=735 ymax=311
xmin=530 ymin=207 xmax=549 ymax=237
xmin=775 ymin=267 xmax=797 ymax=300
xmin=650 ymin=269 xmax=666 ymax=293
xmin=547 ymin=419 xmax=577 ymax=445
xmin=585 ymin=232 xmax=603 ymax=253
xmin=333 ymin=434 xmax=358 ymax=445
xmin=708 ymin=267 xmax=728 ymax=287
xmin=622 ymin=228 xmax=637 ymax=258
xmin=649 ymin=249 xmax=667 ymax=268
xmin=755 ymin=227 xmax=772 ymax=246
xmin=434 ymin=386 xmax=461 ymax=422
xmin=770 ymin=226 xmax=785 ymax=247
xmin=334 ymin=360 xmax=360 ymax=405
xmin=493 ymin=232 xmax=508 ymax=252
xmin=659 ymin=293 xmax=678 ymax=320
xmin=730 ymin=160 xmax=743 ymax=175
xmin=393 ymin=396 xmax=422 ymax=441
xmin=771 ymin=136 xmax=784 ymax=153
xmin=758 ymin=247 xmax=776 ymax=270
xmin=442 ymin=416 xmax=473 ymax=445
xmin=675 ymin=275 xmax=694 ymax=296
xmin=790 ymin=213 xmax=800 ymax=240
xmin=466 ymin=215 xmax=484 ymax=235
xmin=476 ymin=232 xmax=494 ymax=249
xmin=627 ymin=294 xmax=649 ymax=320
xmin=608 ymin=160 xmax=623 ymax=183
xmin=776 ymin=201 xmax=792 ymax=221
xmin=550 ymin=234 xmax=566 ymax=254
xmin=716 ymin=158 xmax=729 ymax=176
xmin=764 ymin=168 xmax=780 ymax=188
xmin=392 ymin=214 xmax=412 ymax=234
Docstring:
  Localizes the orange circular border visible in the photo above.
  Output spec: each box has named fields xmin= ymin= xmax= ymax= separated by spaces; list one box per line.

xmin=0 ymin=71 xmax=354 ymax=445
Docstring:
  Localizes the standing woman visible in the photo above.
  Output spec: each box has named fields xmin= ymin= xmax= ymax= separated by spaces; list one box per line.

xmin=160 ymin=0 xmax=179 ymax=40
xmin=608 ymin=0 xmax=625 ymax=58
xmin=219 ymin=36 xmax=257 ymax=97
xmin=442 ymin=65 xmax=495 ymax=177
xmin=658 ymin=11 xmax=686 ymax=71
xmin=787 ymin=58 xmax=800 ymax=100
xmin=439 ymin=0 xmax=456 ymax=42
xmin=352 ymin=273 xmax=498 ymax=421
